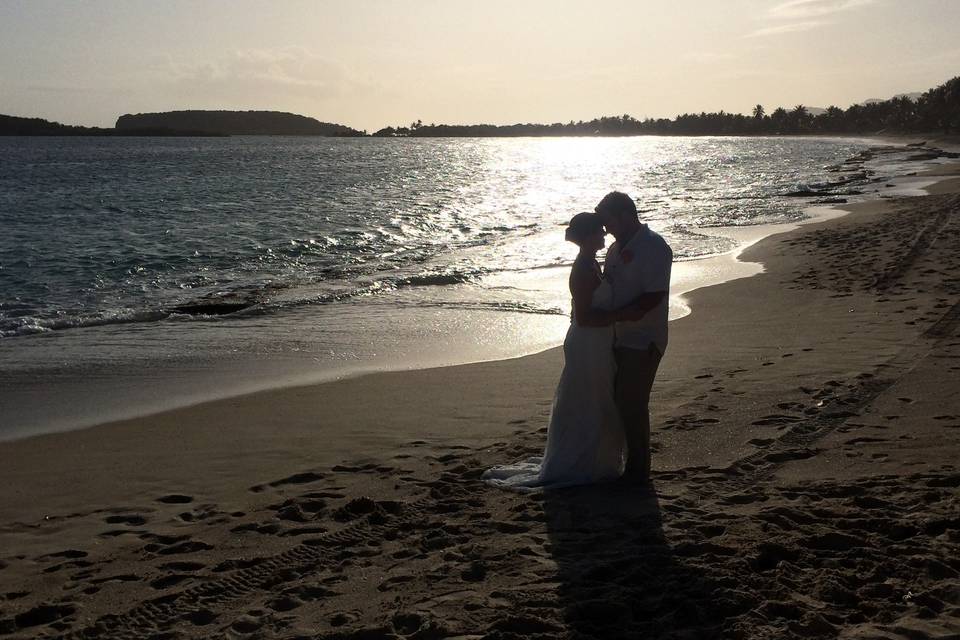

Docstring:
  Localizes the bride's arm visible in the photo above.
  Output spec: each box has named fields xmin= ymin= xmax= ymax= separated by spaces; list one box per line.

xmin=571 ymin=269 xmax=619 ymax=327
xmin=573 ymin=273 xmax=664 ymax=327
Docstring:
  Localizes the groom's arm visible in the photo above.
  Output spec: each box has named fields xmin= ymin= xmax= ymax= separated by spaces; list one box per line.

xmin=618 ymin=291 xmax=665 ymax=317
xmin=573 ymin=274 xmax=660 ymax=327
xmin=572 ymin=272 xmax=619 ymax=327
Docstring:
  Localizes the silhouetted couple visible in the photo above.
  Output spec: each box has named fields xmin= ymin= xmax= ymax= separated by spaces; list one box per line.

xmin=484 ymin=191 xmax=672 ymax=489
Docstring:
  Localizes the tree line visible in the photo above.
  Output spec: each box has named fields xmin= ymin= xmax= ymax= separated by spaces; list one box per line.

xmin=4 ymin=76 xmax=956 ymax=138
xmin=372 ymin=76 xmax=959 ymax=137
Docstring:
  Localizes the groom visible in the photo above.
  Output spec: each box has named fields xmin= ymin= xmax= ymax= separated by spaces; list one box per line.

xmin=595 ymin=191 xmax=672 ymax=483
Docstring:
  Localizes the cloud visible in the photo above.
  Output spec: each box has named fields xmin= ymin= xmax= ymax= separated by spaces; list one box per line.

xmin=769 ymin=0 xmax=877 ymax=20
xmin=747 ymin=0 xmax=876 ymax=38
xmin=150 ymin=47 xmax=372 ymax=103
xmin=746 ymin=21 xmax=825 ymax=37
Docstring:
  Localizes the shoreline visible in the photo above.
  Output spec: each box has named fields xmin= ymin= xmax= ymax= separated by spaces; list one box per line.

xmin=0 ymin=159 xmax=955 ymax=483
xmin=0 ymin=211 xmax=865 ymax=444
xmin=2 ymin=137 xmax=945 ymax=443
xmin=1 ymin=157 xmax=959 ymax=637
xmin=3 ymin=134 xmax=951 ymax=442
xmin=0 ymin=217 xmax=828 ymax=442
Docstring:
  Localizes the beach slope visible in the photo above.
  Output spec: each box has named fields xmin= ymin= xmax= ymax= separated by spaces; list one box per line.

xmin=1 ymin=187 xmax=959 ymax=638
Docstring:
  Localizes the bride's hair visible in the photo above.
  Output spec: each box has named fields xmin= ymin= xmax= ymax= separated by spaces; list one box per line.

xmin=564 ymin=212 xmax=603 ymax=244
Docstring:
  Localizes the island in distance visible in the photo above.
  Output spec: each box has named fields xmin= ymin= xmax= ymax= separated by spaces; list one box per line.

xmin=115 ymin=110 xmax=365 ymax=136
xmin=0 ymin=113 xmax=222 ymax=136
xmin=0 ymin=110 xmax=365 ymax=137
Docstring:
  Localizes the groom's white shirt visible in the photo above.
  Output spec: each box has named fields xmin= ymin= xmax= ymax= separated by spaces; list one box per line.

xmin=601 ymin=224 xmax=672 ymax=355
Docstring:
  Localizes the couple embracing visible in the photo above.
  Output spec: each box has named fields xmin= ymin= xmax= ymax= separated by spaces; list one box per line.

xmin=484 ymin=191 xmax=672 ymax=490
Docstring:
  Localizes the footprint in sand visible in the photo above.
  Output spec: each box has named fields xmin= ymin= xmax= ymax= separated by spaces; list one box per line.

xmin=177 ymin=505 xmax=225 ymax=523
xmin=249 ymin=471 xmax=326 ymax=493
xmin=330 ymin=611 xmax=360 ymax=627
xmin=696 ymin=524 xmax=726 ymax=538
xmin=149 ymin=574 xmax=192 ymax=589
xmin=764 ymin=448 xmax=818 ymax=463
xmin=160 ymin=561 xmax=205 ymax=572
xmin=267 ymin=595 xmax=302 ymax=612
xmin=103 ymin=514 xmax=147 ymax=526
xmin=182 ymin=609 xmax=218 ymax=626
xmin=230 ymin=614 xmax=263 ymax=634
xmin=140 ymin=533 xmax=214 ymax=555
xmin=752 ymin=414 xmax=803 ymax=427
xmin=378 ymin=574 xmax=416 ymax=592
xmin=844 ymin=437 xmax=888 ymax=446
xmin=9 ymin=604 xmax=76 ymax=631
xmin=777 ymin=402 xmax=805 ymax=411
xmin=40 ymin=550 xmax=87 ymax=561
xmin=211 ymin=558 xmax=265 ymax=572
xmin=160 ymin=540 xmax=214 ymax=555
xmin=231 ymin=522 xmax=282 ymax=535
xmin=288 ymin=585 xmax=339 ymax=601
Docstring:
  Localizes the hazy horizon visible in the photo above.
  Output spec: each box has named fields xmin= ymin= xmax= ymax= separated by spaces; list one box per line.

xmin=2 ymin=0 xmax=959 ymax=132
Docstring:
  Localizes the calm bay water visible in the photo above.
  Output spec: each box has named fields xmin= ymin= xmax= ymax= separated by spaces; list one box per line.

xmin=0 ymin=135 xmax=922 ymax=438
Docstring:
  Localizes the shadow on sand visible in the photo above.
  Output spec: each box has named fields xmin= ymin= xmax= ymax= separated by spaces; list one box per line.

xmin=543 ymin=482 xmax=741 ymax=638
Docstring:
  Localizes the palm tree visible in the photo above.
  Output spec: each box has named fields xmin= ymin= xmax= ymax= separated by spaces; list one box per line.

xmin=790 ymin=105 xmax=810 ymax=132
xmin=821 ymin=106 xmax=844 ymax=132
xmin=752 ymin=104 xmax=765 ymax=119
xmin=769 ymin=107 xmax=788 ymax=134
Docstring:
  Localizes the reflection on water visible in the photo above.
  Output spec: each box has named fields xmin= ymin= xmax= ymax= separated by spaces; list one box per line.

xmin=1 ymin=135 xmax=884 ymax=340
xmin=0 ymin=135 xmax=927 ymax=438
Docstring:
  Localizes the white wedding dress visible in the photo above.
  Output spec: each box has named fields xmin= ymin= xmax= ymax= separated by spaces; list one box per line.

xmin=483 ymin=274 xmax=625 ymax=491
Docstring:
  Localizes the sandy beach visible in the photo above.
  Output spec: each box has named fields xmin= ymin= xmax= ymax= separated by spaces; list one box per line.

xmin=2 ymin=164 xmax=959 ymax=638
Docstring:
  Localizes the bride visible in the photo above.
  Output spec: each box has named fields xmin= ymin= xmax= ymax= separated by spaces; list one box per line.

xmin=483 ymin=212 xmax=656 ymax=490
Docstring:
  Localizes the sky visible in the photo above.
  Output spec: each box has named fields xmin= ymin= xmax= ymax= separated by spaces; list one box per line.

xmin=1 ymin=0 xmax=958 ymax=132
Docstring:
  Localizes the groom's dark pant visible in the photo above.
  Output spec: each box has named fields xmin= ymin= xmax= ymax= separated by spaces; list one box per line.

xmin=614 ymin=343 xmax=662 ymax=480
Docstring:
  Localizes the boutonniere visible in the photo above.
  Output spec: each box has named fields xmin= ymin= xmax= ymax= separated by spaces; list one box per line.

xmin=621 ymin=250 xmax=634 ymax=264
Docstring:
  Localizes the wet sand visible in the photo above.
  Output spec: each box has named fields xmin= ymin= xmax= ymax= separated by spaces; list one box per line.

xmin=1 ymin=175 xmax=959 ymax=638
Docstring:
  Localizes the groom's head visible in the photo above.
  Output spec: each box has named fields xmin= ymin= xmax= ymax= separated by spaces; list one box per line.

xmin=595 ymin=191 xmax=639 ymax=239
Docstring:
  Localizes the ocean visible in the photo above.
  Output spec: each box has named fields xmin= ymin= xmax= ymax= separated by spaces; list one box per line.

xmin=0 ymin=135 xmax=938 ymax=439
